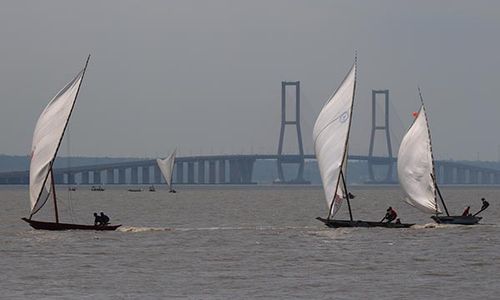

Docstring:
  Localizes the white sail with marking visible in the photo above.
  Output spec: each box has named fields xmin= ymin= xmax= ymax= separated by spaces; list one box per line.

xmin=29 ymin=69 xmax=85 ymax=216
xmin=313 ymin=63 xmax=356 ymax=218
xmin=157 ymin=149 xmax=176 ymax=189
xmin=397 ymin=106 xmax=441 ymax=214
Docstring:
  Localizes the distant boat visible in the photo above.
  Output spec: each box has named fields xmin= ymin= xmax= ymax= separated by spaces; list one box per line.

xmin=21 ymin=56 xmax=120 ymax=231
xmin=398 ymin=89 xmax=482 ymax=225
xmin=128 ymin=188 xmax=143 ymax=192
xmin=157 ymin=149 xmax=177 ymax=193
xmin=148 ymin=185 xmax=156 ymax=192
xmin=68 ymin=187 xmax=76 ymax=191
xmin=314 ymin=59 xmax=413 ymax=228
xmin=91 ymin=185 xmax=105 ymax=192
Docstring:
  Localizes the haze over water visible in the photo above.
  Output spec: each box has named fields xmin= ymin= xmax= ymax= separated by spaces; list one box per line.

xmin=2 ymin=185 xmax=499 ymax=299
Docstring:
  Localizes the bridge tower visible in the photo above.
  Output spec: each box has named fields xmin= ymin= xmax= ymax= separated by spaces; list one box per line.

xmin=368 ymin=90 xmax=394 ymax=183
xmin=276 ymin=81 xmax=307 ymax=183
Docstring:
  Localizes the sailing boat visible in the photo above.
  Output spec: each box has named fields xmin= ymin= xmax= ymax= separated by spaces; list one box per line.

xmin=314 ymin=60 xmax=413 ymax=228
xmin=397 ymin=89 xmax=481 ymax=225
xmin=21 ymin=56 xmax=121 ymax=231
xmin=157 ymin=149 xmax=177 ymax=193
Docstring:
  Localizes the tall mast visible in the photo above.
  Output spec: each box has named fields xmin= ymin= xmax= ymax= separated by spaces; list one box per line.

xmin=418 ymin=87 xmax=449 ymax=216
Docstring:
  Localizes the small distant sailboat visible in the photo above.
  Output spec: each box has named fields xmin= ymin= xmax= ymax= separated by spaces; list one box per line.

xmin=148 ymin=185 xmax=156 ymax=192
xmin=157 ymin=149 xmax=177 ymax=193
xmin=398 ymin=89 xmax=482 ymax=225
xmin=127 ymin=188 xmax=143 ymax=192
xmin=21 ymin=56 xmax=121 ymax=231
xmin=314 ymin=59 xmax=413 ymax=228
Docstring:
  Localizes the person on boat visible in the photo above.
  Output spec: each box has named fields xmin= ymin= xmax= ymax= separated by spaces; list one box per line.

xmin=481 ymin=198 xmax=490 ymax=211
xmin=348 ymin=192 xmax=355 ymax=199
xmin=395 ymin=218 xmax=401 ymax=224
xmin=93 ymin=212 xmax=103 ymax=226
xmin=100 ymin=212 xmax=110 ymax=225
xmin=462 ymin=206 xmax=471 ymax=216
xmin=383 ymin=207 xmax=398 ymax=223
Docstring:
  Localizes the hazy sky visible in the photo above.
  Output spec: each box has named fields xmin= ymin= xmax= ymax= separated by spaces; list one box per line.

xmin=1 ymin=0 xmax=499 ymax=160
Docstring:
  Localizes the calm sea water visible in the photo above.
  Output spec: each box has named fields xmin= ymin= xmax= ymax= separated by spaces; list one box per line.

xmin=1 ymin=185 xmax=499 ymax=299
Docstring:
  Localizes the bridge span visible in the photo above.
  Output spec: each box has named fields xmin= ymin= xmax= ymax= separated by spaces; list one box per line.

xmin=1 ymin=154 xmax=499 ymax=185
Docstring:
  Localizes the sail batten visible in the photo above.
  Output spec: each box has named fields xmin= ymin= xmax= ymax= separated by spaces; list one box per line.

xmin=313 ymin=63 xmax=356 ymax=219
xmin=157 ymin=149 xmax=176 ymax=189
xmin=29 ymin=58 xmax=89 ymax=217
xmin=397 ymin=105 xmax=441 ymax=214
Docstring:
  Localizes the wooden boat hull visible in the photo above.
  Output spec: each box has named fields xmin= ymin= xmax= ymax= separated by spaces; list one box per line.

xmin=22 ymin=218 xmax=121 ymax=231
xmin=316 ymin=217 xmax=414 ymax=228
xmin=431 ymin=215 xmax=481 ymax=225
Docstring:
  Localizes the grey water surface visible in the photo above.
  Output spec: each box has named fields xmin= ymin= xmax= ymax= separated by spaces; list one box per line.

xmin=1 ymin=185 xmax=499 ymax=299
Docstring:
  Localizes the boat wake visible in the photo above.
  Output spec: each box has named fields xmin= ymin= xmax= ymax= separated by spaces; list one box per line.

xmin=118 ymin=226 xmax=173 ymax=233
xmin=411 ymin=223 xmax=456 ymax=229
xmin=118 ymin=225 xmax=317 ymax=233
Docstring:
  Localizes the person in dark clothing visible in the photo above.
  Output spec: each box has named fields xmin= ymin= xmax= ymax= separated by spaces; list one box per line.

xmin=395 ymin=218 xmax=401 ymax=224
xmin=481 ymin=198 xmax=490 ymax=211
xmin=100 ymin=212 xmax=110 ymax=225
xmin=93 ymin=212 xmax=102 ymax=226
xmin=462 ymin=206 xmax=471 ymax=216
xmin=383 ymin=207 xmax=398 ymax=223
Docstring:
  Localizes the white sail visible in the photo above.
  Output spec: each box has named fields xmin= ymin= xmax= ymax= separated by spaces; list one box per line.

xmin=157 ymin=149 xmax=176 ymax=189
xmin=313 ymin=63 xmax=356 ymax=218
xmin=397 ymin=106 xmax=441 ymax=214
xmin=29 ymin=69 xmax=85 ymax=216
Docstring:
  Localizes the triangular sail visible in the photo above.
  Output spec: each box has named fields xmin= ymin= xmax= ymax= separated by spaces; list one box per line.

xmin=313 ymin=63 xmax=356 ymax=218
xmin=157 ymin=149 xmax=176 ymax=189
xmin=397 ymin=105 xmax=441 ymax=214
xmin=29 ymin=65 xmax=87 ymax=217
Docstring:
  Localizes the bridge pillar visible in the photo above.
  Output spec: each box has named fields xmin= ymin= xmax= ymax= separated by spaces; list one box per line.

xmin=488 ymin=172 xmax=494 ymax=184
xmin=54 ymin=173 xmax=64 ymax=184
xmin=131 ymin=167 xmax=138 ymax=184
xmin=208 ymin=161 xmax=216 ymax=184
xmin=153 ymin=165 xmax=162 ymax=184
xmin=118 ymin=168 xmax=126 ymax=184
xmin=239 ymin=159 xmax=255 ymax=184
xmin=229 ymin=160 xmax=241 ymax=184
xmin=218 ymin=160 xmax=226 ymax=183
xmin=495 ymin=172 xmax=500 ymax=184
xmin=67 ymin=172 xmax=75 ymax=185
xmin=187 ymin=162 xmax=195 ymax=184
xmin=434 ymin=163 xmax=444 ymax=184
xmin=457 ymin=168 xmax=465 ymax=184
xmin=469 ymin=170 xmax=478 ymax=184
xmin=482 ymin=172 xmax=492 ymax=185
xmin=142 ymin=166 xmax=150 ymax=184
xmin=94 ymin=171 xmax=101 ymax=184
xmin=368 ymin=90 xmax=394 ymax=183
xmin=106 ymin=169 xmax=114 ymax=184
xmin=443 ymin=166 xmax=453 ymax=184
xmin=198 ymin=160 xmax=205 ymax=184
xmin=277 ymin=81 xmax=306 ymax=183
xmin=176 ymin=162 xmax=184 ymax=184
xmin=81 ymin=171 xmax=89 ymax=185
